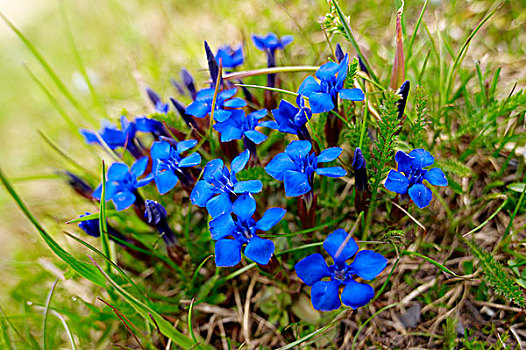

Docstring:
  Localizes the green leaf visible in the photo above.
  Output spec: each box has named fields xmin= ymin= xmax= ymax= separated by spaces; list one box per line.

xmin=507 ymin=183 xmax=526 ymax=193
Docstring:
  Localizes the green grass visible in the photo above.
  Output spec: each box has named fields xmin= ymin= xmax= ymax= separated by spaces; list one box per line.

xmin=0 ymin=0 xmax=526 ymax=348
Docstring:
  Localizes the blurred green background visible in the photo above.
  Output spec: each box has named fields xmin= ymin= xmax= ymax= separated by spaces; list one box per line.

xmin=0 ymin=0 xmax=525 ymax=344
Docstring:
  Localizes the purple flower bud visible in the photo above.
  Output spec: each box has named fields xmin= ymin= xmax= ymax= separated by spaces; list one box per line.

xmin=204 ymin=41 xmax=220 ymax=87
xmin=396 ymin=80 xmax=410 ymax=119
xmin=181 ymin=68 xmax=197 ymax=100
xmin=63 ymin=171 xmax=93 ymax=199
xmin=357 ymin=56 xmax=369 ymax=76
xmin=335 ymin=43 xmax=344 ymax=63
xmin=144 ymin=200 xmax=177 ymax=247
xmin=352 ymin=148 xmax=368 ymax=193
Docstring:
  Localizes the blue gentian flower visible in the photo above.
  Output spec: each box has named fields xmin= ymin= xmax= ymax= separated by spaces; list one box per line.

xmin=185 ymin=88 xmax=246 ymax=122
xmin=271 ymin=97 xmax=312 ymax=140
xmin=213 ymin=109 xmax=276 ymax=144
xmin=93 ymin=157 xmax=153 ymax=211
xmin=384 ymin=149 xmax=448 ymax=209
xmin=190 ymin=150 xmax=262 ymax=218
xmin=135 ymin=116 xmax=167 ymax=137
xmin=252 ymin=32 xmax=293 ymax=54
xmin=209 ymin=194 xmax=285 ymax=266
xmin=144 ymin=200 xmax=180 ymax=249
xmin=252 ymin=32 xmax=293 ymax=89
xmin=150 ymin=139 xmax=201 ymax=194
xmin=146 ymin=87 xmax=169 ymax=114
xmin=80 ymin=116 xmax=141 ymax=157
xmin=216 ymin=45 xmax=244 ymax=69
xmin=297 ymin=54 xmax=365 ymax=113
xmin=295 ymin=229 xmax=387 ymax=311
xmin=265 ymin=140 xmax=347 ymax=197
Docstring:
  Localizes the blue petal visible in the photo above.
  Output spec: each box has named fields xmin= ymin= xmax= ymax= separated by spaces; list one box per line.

xmin=311 ymin=280 xmax=342 ymax=312
xmin=265 ymin=153 xmax=296 ymax=181
xmin=258 ymin=120 xmax=279 ymax=129
xmin=219 ymin=88 xmax=238 ymax=100
xmin=151 ymin=141 xmax=171 ymax=160
xmin=283 ymin=170 xmax=311 ymax=197
xmin=294 ymin=253 xmax=330 ymax=286
xmin=190 ymin=180 xmax=219 ymax=207
xmin=80 ymin=129 xmax=100 ymax=144
xmin=176 ymin=139 xmax=198 ymax=153
xmin=350 ymin=250 xmax=387 ymax=280
xmin=131 ymin=157 xmax=148 ymax=178
xmin=316 ymin=61 xmax=339 ymax=81
xmin=323 ymin=229 xmax=358 ymax=265
xmin=223 ymin=98 xmax=246 ymax=108
xmin=395 ymin=150 xmax=414 ymax=174
xmin=285 ymin=140 xmax=312 ymax=159
xmin=249 ymin=109 xmax=268 ymax=120
xmin=215 ymin=239 xmax=242 ymax=267
xmin=244 ymin=130 xmax=267 ymax=144
xmin=214 ymin=122 xmax=243 ymax=142
xmin=185 ymin=100 xmax=209 ymax=118
xmin=196 ymin=88 xmax=215 ymax=100
xmin=317 ymin=147 xmax=343 ymax=163
xmin=298 ymin=76 xmax=322 ymax=96
xmin=155 ymin=170 xmax=178 ymax=195
xmin=179 ymin=152 xmax=201 ymax=167
xmin=244 ymin=236 xmax=275 ymax=265
xmin=339 ymin=88 xmax=365 ymax=101
xmin=233 ymin=180 xmax=263 ymax=194
xmin=255 ymin=207 xmax=286 ymax=231
xmin=213 ymin=109 xmax=232 ymax=123
xmin=92 ymin=184 xmax=102 ymax=200
xmin=280 ymin=35 xmax=294 ymax=47
xmin=336 ymin=54 xmax=349 ymax=86
xmin=209 ymin=214 xmax=236 ymax=240
xmin=341 ymin=280 xmax=375 ymax=309
xmin=409 ymin=149 xmax=435 ymax=168
xmin=232 ymin=194 xmax=256 ymax=221
xmin=315 ymin=167 xmax=347 ymax=177
xmin=107 ymin=163 xmax=129 ymax=181
xmin=308 ymin=92 xmax=335 ymax=113
xmin=203 ymin=159 xmax=224 ymax=182
xmin=206 ymin=192 xmax=233 ymax=218
xmin=231 ymin=150 xmax=250 ymax=174
xmin=112 ymin=191 xmax=136 ymax=211
xmin=251 ymin=34 xmax=267 ymax=51
xmin=136 ymin=173 xmax=153 ymax=187
xmin=424 ymin=168 xmax=448 ymax=187
xmin=384 ymin=170 xmax=409 ymax=194
xmin=408 ymin=183 xmax=433 ymax=209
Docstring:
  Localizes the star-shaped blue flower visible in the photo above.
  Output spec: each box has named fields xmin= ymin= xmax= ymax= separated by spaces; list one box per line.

xmin=93 ymin=157 xmax=153 ymax=211
xmin=210 ymin=194 xmax=286 ymax=266
xmin=384 ymin=149 xmax=448 ymax=209
xmin=295 ymin=229 xmax=387 ymax=311
xmin=80 ymin=116 xmax=137 ymax=151
xmin=135 ymin=116 xmax=167 ymax=137
xmin=271 ymin=97 xmax=312 ymax=139
xmin=265 ymin=140 xmax=347 ymax=197
xmin=150 ymin=139 xmax=201 ymax=194
xmin=213 ymin=109 xmax=277 ymax=144
xmin=297 ymin=54 xmax=365 ymax=113
xmin=185 ymin=88 xmax=246 ymax=122
xmin=252 ymin=32 xmax=293 ymax=53
xmin=215 ymin=45 xmax=244 ymax=69
xmin=190 ymin=150 xmax=262 ymax=218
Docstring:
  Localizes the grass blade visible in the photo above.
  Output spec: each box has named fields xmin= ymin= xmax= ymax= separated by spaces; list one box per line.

xmin=42 ymin=278 xmax=59 ymax=350
xmin=0 ymin=166 xmax=106 ymax=288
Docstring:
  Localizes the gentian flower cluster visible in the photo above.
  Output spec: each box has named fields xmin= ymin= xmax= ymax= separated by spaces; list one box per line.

xmin=93 ymin=157 xmax=153 ymax=211
xmin=215 ymin=45 xmax=244 ymax=69
xmin=185 ymin=88 xmax=246 ymax=122
xmin=150 ymin=139 xmax=201 ymax=194
xmin=295 ymin=229 xmax=387 ymax=311
xmin=298 ymin=54 xmax=365 ymax=113
xmin=384 ymin=149 xmax=448 ymax=208
xmin=209 ymin=194 xmax=285 ymax=266
xmin=265 ymin=140 xmax=346 ymax=197
xmin=190 ymin=150 xmax=262 ymax=218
